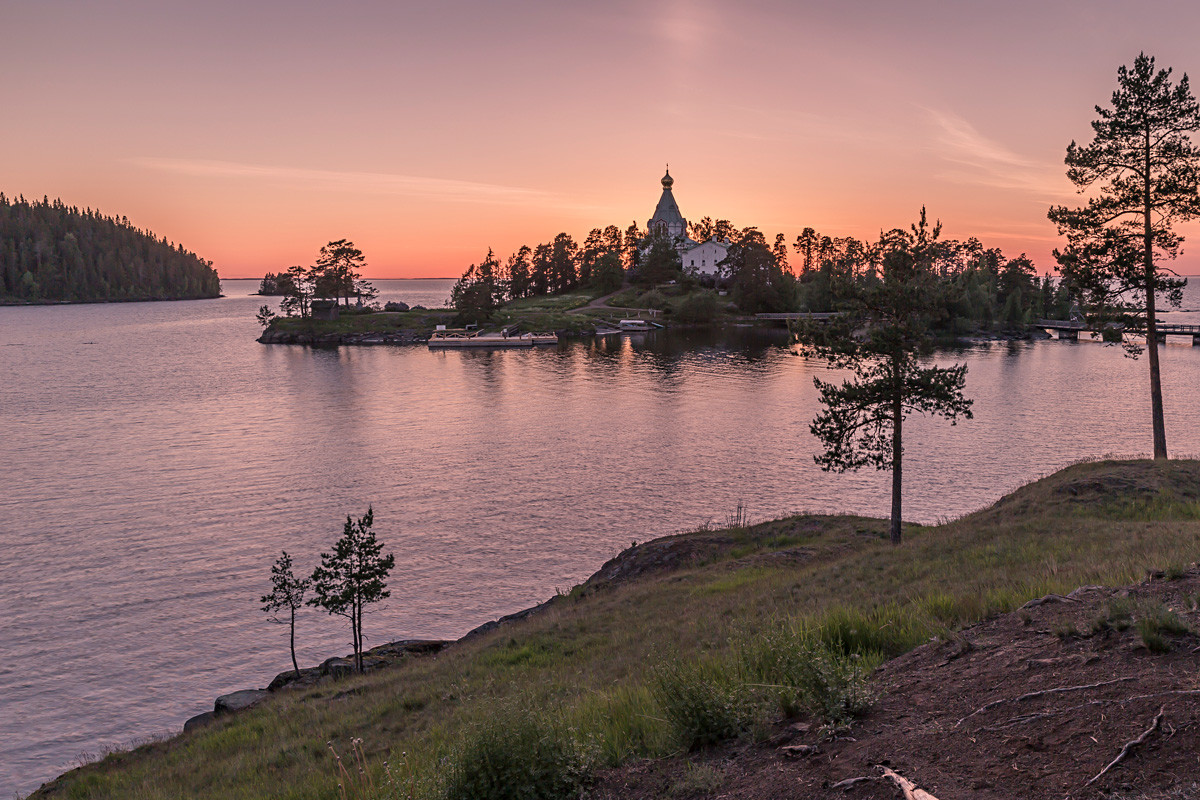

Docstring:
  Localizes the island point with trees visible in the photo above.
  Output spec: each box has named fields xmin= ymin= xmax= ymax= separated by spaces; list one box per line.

xmin=257 ymin=169 xmax=1079 ymax=345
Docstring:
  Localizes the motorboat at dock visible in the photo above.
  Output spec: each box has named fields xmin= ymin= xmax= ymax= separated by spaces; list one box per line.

xmin=617 ymin=319 xmax=663 ymax=331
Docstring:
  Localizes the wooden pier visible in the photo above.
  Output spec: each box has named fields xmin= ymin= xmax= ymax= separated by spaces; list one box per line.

xmin=427 ymin=330 xmax=558 ymax=348
xmin=754 ymin=312 xmax=840 ymax=321
xmin=1037 ymin=319 xmax=1200 ymax=345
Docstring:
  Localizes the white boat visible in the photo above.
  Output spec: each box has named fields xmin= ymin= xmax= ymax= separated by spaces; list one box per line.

xmin=618 ymin=319 xmax=654 ymax=331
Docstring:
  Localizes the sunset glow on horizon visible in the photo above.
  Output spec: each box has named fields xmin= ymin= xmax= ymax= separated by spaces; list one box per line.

xmin=7 ymin=0 xmax=1200 ymax=278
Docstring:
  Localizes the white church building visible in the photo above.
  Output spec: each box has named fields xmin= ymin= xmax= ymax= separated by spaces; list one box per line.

xmin=646 ymin=168 xmax=728 ymax=278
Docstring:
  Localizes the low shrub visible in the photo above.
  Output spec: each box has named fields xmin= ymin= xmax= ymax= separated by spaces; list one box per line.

xmin=442 ymin=704 xmax=597 ymax=800
xmin=673 ymin=292 xmax=719 ymax=324
xmin=1136 ymin=603 xmax=1192 ymax=653
xmin=636 ymin=290 xmax=670 ymax=310
xmin=668 ymin=762 xmax=723 ymax=797
xmin=651 ymin=657 xmax=762 ymax=749
xmin=813 ymin=605 xmax=936 ymax=660
xmin=742 ymin=625 xmax=877 ymax=724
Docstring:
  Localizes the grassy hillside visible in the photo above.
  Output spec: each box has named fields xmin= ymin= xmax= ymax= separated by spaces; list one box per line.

xmin=33 ymin=460 xmax=1200 ymax=799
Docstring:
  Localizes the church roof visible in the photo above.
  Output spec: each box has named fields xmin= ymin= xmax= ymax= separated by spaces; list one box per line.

xmin=650 ymin=169 xmax=685 ymax=229
xmin=683 ymin=239 xmax=728 ymax=255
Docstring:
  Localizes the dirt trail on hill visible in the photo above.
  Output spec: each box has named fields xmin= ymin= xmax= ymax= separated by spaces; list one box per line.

xmin=592 ymin=571 xmax=1200 ymax=800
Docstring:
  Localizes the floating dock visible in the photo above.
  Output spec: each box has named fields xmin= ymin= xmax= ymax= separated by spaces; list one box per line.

xmin=427 ymin=330 xmax=558 ymax=348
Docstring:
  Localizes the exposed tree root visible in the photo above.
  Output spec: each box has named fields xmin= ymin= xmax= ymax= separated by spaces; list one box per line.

xmin=1085 ymin=706 xmax=1165 ymax=787
xmin=955 ymin=676 xmax=1138 ymax=726
xmin=977 ymin=690 xmax=1200 ymax=732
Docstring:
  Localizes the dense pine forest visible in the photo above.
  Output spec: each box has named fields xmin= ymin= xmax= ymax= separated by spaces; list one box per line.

xmin=450 ymin=215 xmax=1074 ymax=329
xmin=0 ymin=194 xmax=220 ymax=303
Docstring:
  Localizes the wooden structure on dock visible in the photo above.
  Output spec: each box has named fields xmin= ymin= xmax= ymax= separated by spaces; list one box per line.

xmin=1038 ymin=319 xmax=1200 ymax=345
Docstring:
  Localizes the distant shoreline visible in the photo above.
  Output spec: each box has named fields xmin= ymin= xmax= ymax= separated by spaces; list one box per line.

xmin=0 ymin=294 xmax=222 ymax=307
xmin=222 ymin=277 xmax=455 ymax=282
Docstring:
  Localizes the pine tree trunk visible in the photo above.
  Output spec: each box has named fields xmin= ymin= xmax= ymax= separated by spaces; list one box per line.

xmin=290 ymin=605 xmax=300 ymax=678
xmin=356 ymin=601 xmax=363 ymax=673
xmin=1145 ymin=131 xmax=1168 ymax=460
xmin=1146 ymin=267 xmax=1167 ymax=460
xmin=890 ymin=378 xmax=903 ymax=546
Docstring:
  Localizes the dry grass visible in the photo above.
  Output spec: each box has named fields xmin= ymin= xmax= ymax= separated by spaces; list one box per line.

xmin=32 ymin=460 xmax=1200 ymax=800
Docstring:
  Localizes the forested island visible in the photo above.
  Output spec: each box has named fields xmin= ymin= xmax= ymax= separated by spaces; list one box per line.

xmin=0 ymin=194 xmax=219 ymax=303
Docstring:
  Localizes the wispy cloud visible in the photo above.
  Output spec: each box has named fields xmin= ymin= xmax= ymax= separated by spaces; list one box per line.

xmin=925 ymin=108 xmax=1065 ymax=198
xmin=127 ymin=157 xmax=559 ymax=206
xmin=710 ymin=105 xmax=893 ymax=147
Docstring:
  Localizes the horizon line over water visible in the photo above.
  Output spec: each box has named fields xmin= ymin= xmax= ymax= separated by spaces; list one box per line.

xmin=3 ymin=277 xmax=1200 ymax=796
xmin=222 ymin=275 xmax=456 ymax=281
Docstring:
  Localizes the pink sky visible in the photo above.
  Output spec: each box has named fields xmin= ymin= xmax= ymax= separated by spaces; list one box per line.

xmin=5 ymin=0 xmax=1200 ymax=278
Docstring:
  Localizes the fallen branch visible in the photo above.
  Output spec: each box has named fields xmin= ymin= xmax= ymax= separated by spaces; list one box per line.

xmin=829 ymin=775 xmax=880 ymax=790
xmin=879 ymin=766 xmax=941 ymax=800
xmin=1085 ymin=706 xmax=1165 ymax=787
xmin=1021 ymin=593 xmax=1082 ymax=609
xmin=955 ymin=676 xmax=1137 ymax=726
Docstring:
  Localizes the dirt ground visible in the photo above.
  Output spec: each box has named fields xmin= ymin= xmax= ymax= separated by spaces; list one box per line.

xmin=591 ymin=570 xmax=1200 ymax=800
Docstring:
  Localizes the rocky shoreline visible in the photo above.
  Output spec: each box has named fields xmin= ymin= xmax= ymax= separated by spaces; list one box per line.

xmin=257 ymin=322 xmax=1057 ymax=348
xmin=183 ymin=589 xmax=576 ymax=733
xmin=257 ymin=329 xmax=430 ymax=345
xmin=179 ymin=533 xmax=668 ymax=734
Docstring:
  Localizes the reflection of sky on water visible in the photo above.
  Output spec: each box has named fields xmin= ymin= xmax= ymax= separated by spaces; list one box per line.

xmin=3 ymin=278 xmax=1200 ymax=796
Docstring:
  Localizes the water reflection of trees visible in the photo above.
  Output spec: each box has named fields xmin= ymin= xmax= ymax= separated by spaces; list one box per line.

xmin=568 ymin=328 xmax=794 ymax=382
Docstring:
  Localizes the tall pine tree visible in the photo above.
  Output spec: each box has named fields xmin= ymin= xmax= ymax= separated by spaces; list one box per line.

xmin=1048 ymin=53 xmax=1200 ymax=460
xmin=795 ymin=210 xmax=973 ymax=544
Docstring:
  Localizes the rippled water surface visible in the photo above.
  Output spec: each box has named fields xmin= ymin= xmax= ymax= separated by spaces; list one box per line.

xmin=4 ymin=278 xmax=1200 ymax=796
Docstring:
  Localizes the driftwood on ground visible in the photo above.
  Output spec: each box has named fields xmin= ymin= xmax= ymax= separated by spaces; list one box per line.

xmin=879 ymin=766 xmax=940 ymax=800
xmin=828 ymin=767 xmax=939 ymax=799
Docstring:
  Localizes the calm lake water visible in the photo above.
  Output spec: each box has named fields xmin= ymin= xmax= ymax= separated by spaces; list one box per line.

xmin=4 ymin=278 xmax=1200 ymax=796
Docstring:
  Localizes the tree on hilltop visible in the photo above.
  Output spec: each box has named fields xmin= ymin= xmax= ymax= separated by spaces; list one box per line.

xmin=794 ymin=209 xmax=973 ymax=545
xmin=308 ymin=508 xmax=395 ymax=673
xmin=1048 ymin=53 xmax=1200 ymax=460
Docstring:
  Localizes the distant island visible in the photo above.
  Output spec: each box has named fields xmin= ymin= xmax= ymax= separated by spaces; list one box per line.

xmin=0 ymin=194 xmax=220 ymax=304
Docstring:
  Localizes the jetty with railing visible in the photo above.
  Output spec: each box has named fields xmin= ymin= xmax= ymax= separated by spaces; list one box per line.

xmin=1038 ymin=319 xmax=1200 ymax=344
xmin=427 ymin=327 xmax=558 ymax=348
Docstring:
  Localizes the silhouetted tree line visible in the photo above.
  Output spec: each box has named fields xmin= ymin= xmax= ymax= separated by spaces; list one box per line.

xmin=451 ymin=225 xmax=632 ymax=315
xmin=257 ymin=272 xmax=289 ymax=295
xmin=451 ymin=215 xmax=1072 ymax=324
xmin=0 ymin=194 xmax=219 ymax=302
xmin=789 ymin=226 xmax=1073 ymax=332
xmin=261 ymin=239 xmax=378 ymax=321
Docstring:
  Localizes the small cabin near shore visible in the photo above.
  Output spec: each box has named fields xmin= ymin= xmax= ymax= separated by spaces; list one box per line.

xmin=311 ymin=299 xmax=339 ymax=321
